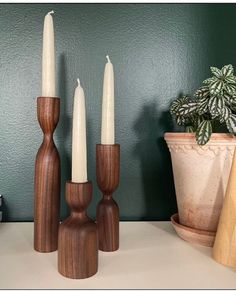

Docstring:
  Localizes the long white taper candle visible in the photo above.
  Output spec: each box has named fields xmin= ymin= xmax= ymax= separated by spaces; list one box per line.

xmin=72 ymin=79 xmax=88 ymax=183
xmin=42 ymin=10 xmax=56 ymax=97
xmin=101 ymin=55 xmax=115 ymax=144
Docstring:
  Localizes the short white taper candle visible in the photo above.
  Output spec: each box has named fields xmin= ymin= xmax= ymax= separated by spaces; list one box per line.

xmin=101 ymin=55 xmax=115 ymax=145
xmin=71 ymin=79 xmax=88 ymax=183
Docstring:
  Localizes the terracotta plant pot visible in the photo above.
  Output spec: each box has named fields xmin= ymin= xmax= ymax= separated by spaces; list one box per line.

xmin=164 ymin=133 xmax=236 ymax=233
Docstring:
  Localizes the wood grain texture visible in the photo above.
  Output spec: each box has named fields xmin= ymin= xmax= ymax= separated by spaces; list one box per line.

xmin=58 ymin=181 xmax=98 ymax=279
xmin=213 ymin=148 xmax=236 ymax=267
xmin=34 ymin=97 xmax=60 ymax=253
xmin=96 ymin=144 xmax=120 ymax=252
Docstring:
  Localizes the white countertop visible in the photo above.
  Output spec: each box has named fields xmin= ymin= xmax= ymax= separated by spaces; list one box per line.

xmin=0 ymin=221 xmax=236 ymax=289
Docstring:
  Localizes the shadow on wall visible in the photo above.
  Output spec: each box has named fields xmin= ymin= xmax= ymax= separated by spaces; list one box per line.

xmin=133 ymin=101 xmax=177 ymax=220
xmin=57 ymin=54 xmax=71 ymax=220
xmin=1 ymin=196 xmax=8 ymax=222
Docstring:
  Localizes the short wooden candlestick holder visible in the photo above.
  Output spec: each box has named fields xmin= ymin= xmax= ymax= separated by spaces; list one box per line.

xmin=96 ymin=144 xmax=120 ymax=252
xmin=34 ymin=97 xmax=61 ymax=253
xmin=58 ymin=181 xmax=98 ymax=279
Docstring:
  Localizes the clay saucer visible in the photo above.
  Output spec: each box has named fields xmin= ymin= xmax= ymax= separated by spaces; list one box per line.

xmin=170 ymin=213 xmax=216 ymax=247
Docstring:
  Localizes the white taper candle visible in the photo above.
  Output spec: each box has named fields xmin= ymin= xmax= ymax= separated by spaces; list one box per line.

xmin=101 ymin=55 xmax=115 ymax=144
xmin=42 ymin=11 xmax=56 ymax=97
xmin=72 ymin=79 xmax=88 ymax=183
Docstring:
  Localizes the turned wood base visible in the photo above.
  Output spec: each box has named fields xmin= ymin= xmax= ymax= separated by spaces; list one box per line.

xmin=34 ymin=97 xmax=60 ymax=253
xmin=58 ymin=181 xmax=98 ymax=279
xmin=96 ymin=144 xmax=120 ymax=252
xmin=97 ymin=197 xmax=119 ymax=251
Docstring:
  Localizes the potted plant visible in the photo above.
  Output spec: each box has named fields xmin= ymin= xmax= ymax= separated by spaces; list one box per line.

xmin=164 ymin=64 xmax=236 ymax=246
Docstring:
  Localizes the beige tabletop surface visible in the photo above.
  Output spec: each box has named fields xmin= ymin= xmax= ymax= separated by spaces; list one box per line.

xmin=0 ymin=221 xmax=236 ymax=289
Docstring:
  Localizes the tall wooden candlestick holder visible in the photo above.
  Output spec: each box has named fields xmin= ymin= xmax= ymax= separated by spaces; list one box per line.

xmin=34 ymin=97 xmax=60 ymax=253
xmin=96 ymin=144 xmax=120 ymax=252
xmin=58 ymin=181 xmax=98 ymax=279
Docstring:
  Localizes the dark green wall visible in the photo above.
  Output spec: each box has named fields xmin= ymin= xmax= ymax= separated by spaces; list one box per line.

xmin=1 ymin=3 xmax=236 ymax=221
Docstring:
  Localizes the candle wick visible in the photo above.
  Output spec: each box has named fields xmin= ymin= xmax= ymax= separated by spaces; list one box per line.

xmin=77 ymin=78 xmax=80 ymax=86
xmin=106 ymin=55 xmax=111 ymax=63
xmin=48 ymin=10 xmax=54 ymax=15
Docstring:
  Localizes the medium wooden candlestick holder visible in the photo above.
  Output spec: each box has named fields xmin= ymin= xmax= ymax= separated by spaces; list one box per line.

xmin=34 ymin=97 xmax=61 ymax=253
xmin=58 ymin=181 xmax=98 ymax=279
xmin=96 ymin=144 xmax=120 ymax=252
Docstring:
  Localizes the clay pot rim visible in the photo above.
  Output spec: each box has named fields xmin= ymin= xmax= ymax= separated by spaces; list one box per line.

xmin=164 ymin=132 xmax=236 ymax=144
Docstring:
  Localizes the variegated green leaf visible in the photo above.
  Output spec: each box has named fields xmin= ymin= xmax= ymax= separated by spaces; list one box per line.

xmin=225 ymin=75 xmax=236 ymax=84
xmin=182 ymin=95 xmax=189 ymax=102
xmin=196 ymin=120 xmax=212 ymax=145
xmin=230 ymin=97 xmax=236 ymax=111
xmin=231 ymin=106 xmax=236 ymax=112
xmin=194 ymin=86 xmax=210 ymax=99
xmin=210 ymin=66 xmax=222 ymax=78
xmin=178 ymin=103 xmax=198 ymax=116
xmin=186 ymin=126 xmax=195 ymax=133
xmin=170 ymin=99 xmax=184 ymax=115
xmin=176 ymin=115 xmax=187 ymax=126
xmin=208 ymin=96 xmax=225 ymax=117
xmin=197 ymin=97 xmax=208 ymax=115
xmin=208 ymin=96 xmax=219 ymax=117
xmin=224 ymin=93 xmax=236 ymax=106
xmin=220 ymin=106 xmax=231 ymax=123
xmin=217 ymin=96 xmax=225 ymax=112
xmin=226 ymin=114 xmax=236 ymax=133
xmin=224 ymin=83 xmax=236 ymax=95
xmin=170 ymin=95 xmax=190 ymax=115
xmin=209 ymin=79 xmax=224 ymax=96
xmin=170 ymin=99 xmax=182 ymax=115
xmin=222 ymin=64 xmax=234 ymax=77
xmin=203 ymin=77 xmax=217 ymax=85
xmin=196 ymin=116 xmax=204 ymax=127
xmin=231 ymin=96 xmax=236 ymax=107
